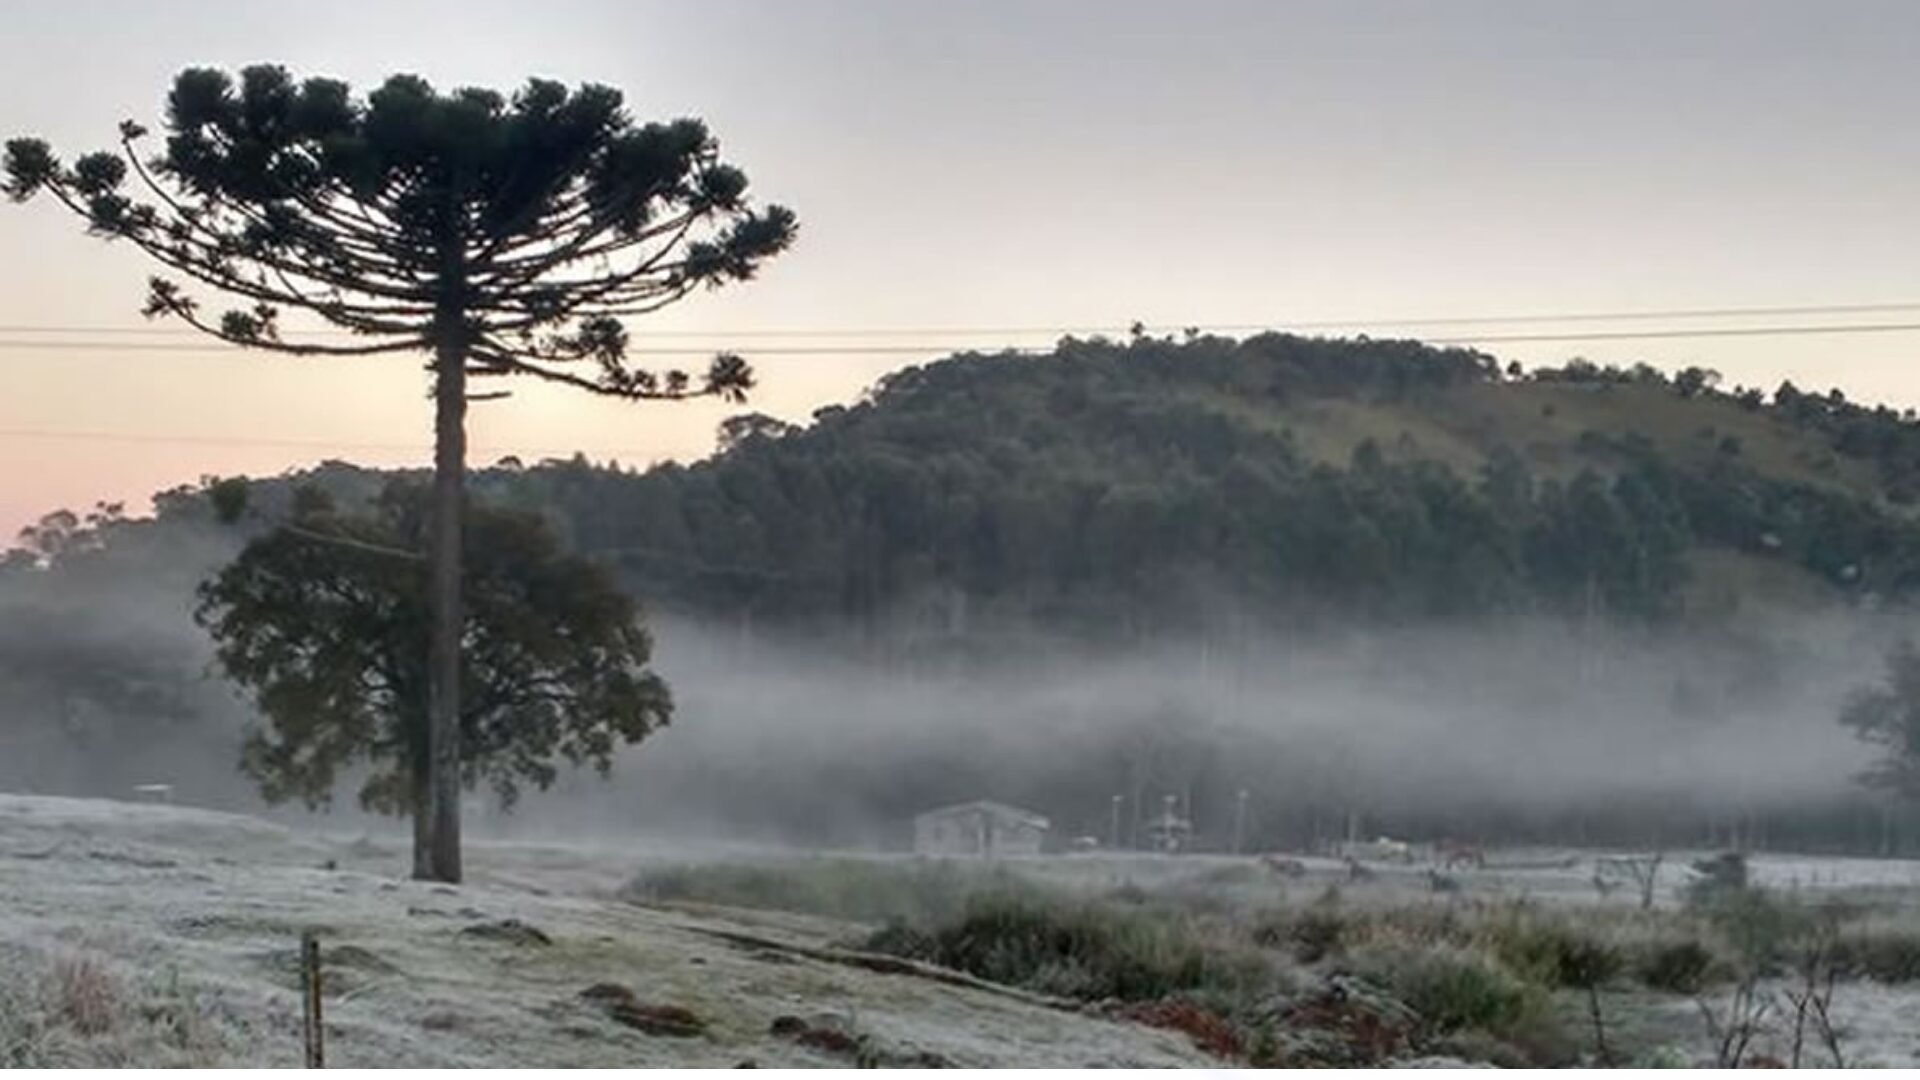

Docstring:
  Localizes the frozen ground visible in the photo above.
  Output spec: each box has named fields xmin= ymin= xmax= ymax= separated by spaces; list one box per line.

xmin=984 ymin=846 xmax=1920 ymax=911
xmin=10 ymin=793 xmax=1920 ymax=1068
xmin=0 ymin=793 xmax=1211 ymax=1067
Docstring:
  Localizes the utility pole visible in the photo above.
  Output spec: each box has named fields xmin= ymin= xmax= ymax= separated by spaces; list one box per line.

xmin=1109 ymin=794 xmax=1124 ymax=851
xmin=1233 ymin=789 xmax=1250 ymax=855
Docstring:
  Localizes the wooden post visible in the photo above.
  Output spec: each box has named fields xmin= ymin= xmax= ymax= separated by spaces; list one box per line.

xmin=301 ymin=932 xmax=324 ymax=1068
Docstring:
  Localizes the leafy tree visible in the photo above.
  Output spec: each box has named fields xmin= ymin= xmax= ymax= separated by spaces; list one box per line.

xmin=716 ymin=411 xmax=800 ymax=453
xmin=195 ymin=483 xmax=671 ymax=863
xmin=6 ymin=66 xmax=795 ymax=880
xmin=1838 ymin=640 xmax=1920 ymax=801
xmin=1673 ymin=366 xmax=1721 ymax=398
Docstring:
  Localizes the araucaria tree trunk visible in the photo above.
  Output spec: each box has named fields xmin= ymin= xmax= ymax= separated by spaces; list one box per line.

xmin=427 ymin=275 xmax=469 ymax=882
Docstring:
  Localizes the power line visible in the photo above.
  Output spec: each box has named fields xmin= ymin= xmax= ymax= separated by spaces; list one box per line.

xmin=0 ymin=426 xmax=658 ymax=461
xmin=7 ymin=298 xmax=1920 ymax=341
xmin=2 ymin=321 xmax=1914 ymax=458
xmin=8 ymin=318 xmax=1920 ymax=356
xmin=1423 ymin=321 xmax=1920 ymax=346
xmin=0 ymin=340 xmax=985 ymax=356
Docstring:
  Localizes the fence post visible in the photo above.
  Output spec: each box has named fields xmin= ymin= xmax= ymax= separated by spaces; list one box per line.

xmin=301 ymin=932 xmax=324 ymax=1068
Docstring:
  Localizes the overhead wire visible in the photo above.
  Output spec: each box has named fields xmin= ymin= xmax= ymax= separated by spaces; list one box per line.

xmin=4 ymin=299 xmax=1918 ymax=456
xmin=6 ymin=297 xmax=1920 ymax=343
xmin=5 ymin=318 xmax=1920 ymax=356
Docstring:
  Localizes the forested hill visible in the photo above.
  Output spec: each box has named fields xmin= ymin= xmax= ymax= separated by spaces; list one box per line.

xmin=445 ymin=331 xmax=1920 ymax=642
xmin=13 ymin=331 xmax=1920 ymax=650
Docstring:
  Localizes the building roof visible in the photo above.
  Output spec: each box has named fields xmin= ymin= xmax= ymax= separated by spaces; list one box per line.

xmin=914 ymin=800 xmax=1050 ymax=830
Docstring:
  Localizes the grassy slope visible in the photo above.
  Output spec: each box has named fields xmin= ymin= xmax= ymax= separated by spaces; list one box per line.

xmin=1180 ymin=375 xmax=1895 ymax=611
xmin=0 ymin=795 xmax=1207 ymax=1068
xmin=1200 ymin=379 xmax=1877 ymax=495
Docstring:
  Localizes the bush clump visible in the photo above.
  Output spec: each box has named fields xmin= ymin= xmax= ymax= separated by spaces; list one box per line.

xmin=1635 ymin=938 xmax=1718 ymax=993
xmin=1477 ymin=913 xmax=1619 ymax=989
xmin=865 ymin=893 xmax=1270 ymax=1004
xmin=1350 ymin=944 xmax=1542 ymax=1039
xmin=1832 ymin=926 xmax=1920 ymax=983
xmin=1254 ymin=904 xmax=1360 ymax=963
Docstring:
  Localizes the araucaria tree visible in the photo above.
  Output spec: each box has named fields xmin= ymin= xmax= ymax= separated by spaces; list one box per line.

xmin=196 ymin=483 xmax=673 ymax=852
xmin=5 ymin=66 xmax=796 ymax=880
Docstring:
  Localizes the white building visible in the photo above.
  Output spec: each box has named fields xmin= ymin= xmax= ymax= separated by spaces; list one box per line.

xmin=913 ymin=800 xmax=1049 ymax=857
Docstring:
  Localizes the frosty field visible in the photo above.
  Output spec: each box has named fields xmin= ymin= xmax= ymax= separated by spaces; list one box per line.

xmin=9 ymin=791 xmax=1920 ymax=1067
xmin=0 ymin=794 xmax=1210 ymax=1068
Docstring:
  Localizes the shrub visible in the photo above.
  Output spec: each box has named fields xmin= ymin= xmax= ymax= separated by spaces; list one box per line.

xmin=1695 ymin=886 xmax=1808 ymax=971
xmin=866 ymin=893 xmax=1270 ymax=1004
xmin=1351 ymin=944 xmax=1540 ymax=1038
xmin=47 ymin=956 xmax=121 ymax=1037
xmin=1832 ymin=927 xmax=1920 ymax=983
xmin=1636 ymin=939 xmax=1717 ymax=993
xmin=1478 ymin=913 xmax=1617 ymax=988
xmin=1255 ymin=905 xmax=1357 ymax=963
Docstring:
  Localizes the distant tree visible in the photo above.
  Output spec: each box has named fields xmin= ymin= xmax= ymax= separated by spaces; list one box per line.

xmin=1674 ymin=366 xmax=1721 ymax=399
xmin=195 ymin=483 xmax=671 ymax=862
xmin=1838 ymin=640 xmax=1920 ymax=802
xmin=716 ymin=412 xmax=799 ymax=453
xmin=7 ymin=66 xmax=794 ymax=881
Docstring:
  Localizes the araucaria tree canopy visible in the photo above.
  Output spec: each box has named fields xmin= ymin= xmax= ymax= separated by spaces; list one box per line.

xmin=2 ymin=65 xmax=795 ymax=394
xmin=6 ymin=65 xmax=795 ymax=881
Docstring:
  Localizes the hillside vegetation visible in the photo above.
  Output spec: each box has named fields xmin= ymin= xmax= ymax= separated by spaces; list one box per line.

xmin=461 ymin=333 xmax=1920 ymax=644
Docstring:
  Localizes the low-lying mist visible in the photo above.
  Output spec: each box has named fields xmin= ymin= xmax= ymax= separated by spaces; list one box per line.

xmin=492 ymin=605 xmax=1903 ymax=855
xmin=1 ymin=569 xmax=1907 ymax=857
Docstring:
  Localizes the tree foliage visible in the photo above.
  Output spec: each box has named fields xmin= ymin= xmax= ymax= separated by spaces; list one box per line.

xmin=1838 ymin=640 xmax=1920 ymax=802
xmin=195 ymin=483 xmax=672 ymax=815
xmin=3 ymin=65 xmax=793 ymax=397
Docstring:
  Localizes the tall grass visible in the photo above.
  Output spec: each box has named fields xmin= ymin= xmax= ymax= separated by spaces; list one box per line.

xmin=865 ymin=891 xmax=1273 ymax=1004
xmin=0 ymin=948 xmax=224 ymax=1068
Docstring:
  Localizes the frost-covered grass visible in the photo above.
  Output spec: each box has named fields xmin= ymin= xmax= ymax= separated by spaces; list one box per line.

xmin=16 ymin=789 xmax=1920 ymax=1068
xmin=0 ymin=946 xmax=228 ymax=1067
xmin=0 ymin=794 xmax=1213 ymax=1068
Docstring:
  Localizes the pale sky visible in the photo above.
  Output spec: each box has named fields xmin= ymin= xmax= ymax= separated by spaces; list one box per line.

xmin=4 ymin=0 xmax=1920 ymax=536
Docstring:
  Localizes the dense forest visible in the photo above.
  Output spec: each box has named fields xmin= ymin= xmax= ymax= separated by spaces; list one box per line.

xmin=8 ymin=332 xmax=1920 ymax=850
xmin=468 ymin=333 xmax=1920 ymax=650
